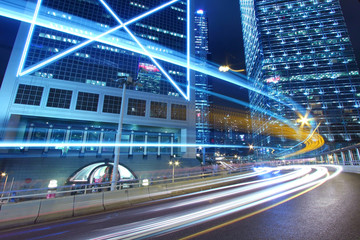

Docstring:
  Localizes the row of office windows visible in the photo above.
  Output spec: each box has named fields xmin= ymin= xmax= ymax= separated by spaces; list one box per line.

xmin=14 ymin=84 xmax=187 ymax=120
xmin=24 ymin=124 xmax=181 ymax=155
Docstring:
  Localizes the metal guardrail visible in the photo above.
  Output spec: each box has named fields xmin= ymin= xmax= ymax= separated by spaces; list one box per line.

xmin=0 ymin=166 xmax=254 ymax=204
xmin=3 ymin=159 xmax=356 ymax=204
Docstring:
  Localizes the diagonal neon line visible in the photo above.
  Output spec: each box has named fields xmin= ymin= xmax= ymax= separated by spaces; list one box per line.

xmin=186 ymin=0 xmax=190 ymax=100
xmin=20 ymin=24 xmax=123 ymax=76
xmin=99 ymin=0 xmax=190 ymax=100
xmin=19 ymin=0 xmax=180 ymax=77
xmin=17 ymin=0 xmax=43 ymax=77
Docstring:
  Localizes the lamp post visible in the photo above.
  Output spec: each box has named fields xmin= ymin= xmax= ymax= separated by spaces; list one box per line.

xmin=111 ymin=76 xmax=133 ymax=191
xmin=1 ymin=172 xmax=8 ymax=200
xmin=169 ymin=160 xmax=179 ymax=183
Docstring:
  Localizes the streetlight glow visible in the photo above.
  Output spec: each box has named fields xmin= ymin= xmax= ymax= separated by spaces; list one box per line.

xmin=219 ymin=65 xmax=245 ymax=73
xmin=169 ymin=160 xmax=180 ymax=183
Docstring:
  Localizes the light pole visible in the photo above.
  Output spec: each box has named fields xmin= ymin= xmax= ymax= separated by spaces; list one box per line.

xmin=1 ymin=172 xmax=8 ymax=200
xmin=169 ymin=160 xmax=179 ymax=183
xmin=111 ymin=76 xmax=133 ymax=191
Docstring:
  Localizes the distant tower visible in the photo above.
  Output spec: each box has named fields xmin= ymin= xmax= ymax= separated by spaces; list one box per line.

xmin=194 ymin=9 xmax=212 ymax=145
xmin=240 ymin=0 xmax=360 ymax=154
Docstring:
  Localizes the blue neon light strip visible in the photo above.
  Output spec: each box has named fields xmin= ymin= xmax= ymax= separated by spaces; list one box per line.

xmin=187 ymin=0 xmax=191 ymax=100
xmin=0 ymin=142 xmax=276 ymax=150
xmin=17 ymin=0 xmax=43 ymax=77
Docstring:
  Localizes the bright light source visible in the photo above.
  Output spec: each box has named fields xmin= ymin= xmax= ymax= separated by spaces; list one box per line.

xmin=249 ymin=145 xmax=254 ymax=150
xmin=1 ymin=172 xmax=6 ymax=177
xmin=142 ymin=179 xmax=149 ymax=186
xmin=296 ymin=111 xmax=312 ymax=128
xmin=219 ymin=66 xmax=230 ymax=72
xmin=48 ymin=179 xmax=58 ymax=188
xmin=196 ymin=9 xmax=204 ymax=14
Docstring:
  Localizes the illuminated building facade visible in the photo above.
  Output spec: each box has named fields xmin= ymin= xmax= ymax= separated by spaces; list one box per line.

xmin=194 ymin=9 xmax=212 ymax=145
xmin=0 ymin=0 xmax=197 ymax=184
xmin=240 ymin=0 xmax=360 ymax=154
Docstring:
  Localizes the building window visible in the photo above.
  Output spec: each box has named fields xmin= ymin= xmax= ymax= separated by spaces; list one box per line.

xmin=150 ymin=101 xmax=167 ymax=119
xmin=14 ymin=84 xmax=43 ymax=106
xmin=103 ymin=95 xmax=121 ymax=114
xmin=171 ymin=104 xmax=186 ymax=120
xmin=76 ymin=92 xmax=99 ymax=112
xmin=127 ymin=98 xmax=146 ymax=116
xmin=46 ymin=88 xmax=72 ymax=109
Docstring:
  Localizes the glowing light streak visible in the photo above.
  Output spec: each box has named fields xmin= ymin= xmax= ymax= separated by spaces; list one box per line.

xmin=91 ymin=166 xmax=342 ymax=240
xmin=16 ymin=0 xmax=43 ymax=77
xmin=19 ymin=23 xmax=125 ymax=76
xmin=98 ymin=0 xmax=189 ymax=100
xmin=0 ymin=142 xmax=282 ymax=150
xmin=164 ymin=166 xmax=312 ymax=209
xmin=181 ymin=165 xmax=342 ymax=239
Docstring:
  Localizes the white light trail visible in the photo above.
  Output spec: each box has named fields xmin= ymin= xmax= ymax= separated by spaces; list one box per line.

xmin=90 ymin=165 xmax=342 ymax=240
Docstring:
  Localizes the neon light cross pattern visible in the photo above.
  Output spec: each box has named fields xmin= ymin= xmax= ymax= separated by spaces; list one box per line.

xmin=17 ymin=0 xmax=191 ymax=101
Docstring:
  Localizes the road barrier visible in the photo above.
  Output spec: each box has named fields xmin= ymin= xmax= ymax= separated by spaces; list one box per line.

xmin=0 ymin=169 xmax=253 ymax=230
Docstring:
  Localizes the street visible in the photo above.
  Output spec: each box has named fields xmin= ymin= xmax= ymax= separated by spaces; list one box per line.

xmin=0 ymin=167 xmax=358 ymax=240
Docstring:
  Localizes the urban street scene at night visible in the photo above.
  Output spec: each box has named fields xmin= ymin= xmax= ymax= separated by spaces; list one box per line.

xmin=0 ymin=0 xmax=360 ymax=239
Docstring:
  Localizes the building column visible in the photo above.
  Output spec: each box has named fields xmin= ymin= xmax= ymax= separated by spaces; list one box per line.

xmin=63 ymin=126 xmax=71 ymax=155
xmin=129 ymin=131 xmax=134 ymax=155
xmin=44 ymin=125 xmax=53 ymax=153
xmin=157 ymin=133 xmax=161 ymax=157
xmin=348 ymin=150 xmax=354 ymax=165
xmin=97 ymin=128 xmax=104 ymax=156
xmin=80 ymin=128 xmax=88 ymax=154
xmin=356 ymin=148 xmax=360 ymax=164
xmin=24 ymin=123 xmax=34 ymax=152
xmin=144 ymin=132 xmax=148 ymax=156
xmin=341 ymin=151 xmax=346 ymax=165
xmin=170 ymin=134 xmax=174 ymax=156
xmin=320 ymin=155 xmax=325 ymax=164
xmin=333 ymin=153 xmax=339 ymax=165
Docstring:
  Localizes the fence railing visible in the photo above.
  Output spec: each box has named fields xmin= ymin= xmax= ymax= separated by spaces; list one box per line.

xmin=0 ymin=165 xmax=255 ymax=204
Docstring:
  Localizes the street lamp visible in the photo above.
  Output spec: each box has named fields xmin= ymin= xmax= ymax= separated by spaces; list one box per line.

xmin=249 ymin=144 xmax=254 ymax=150
xmin=169 ymin=160 xmax=179 ymax=183
xmin=219 ymin=65 xmax=245 ymax=73
xmin=1 ymin=172 xmax=8 ymax=200
xmin=111 ymin=76 xmax=133 ymax=191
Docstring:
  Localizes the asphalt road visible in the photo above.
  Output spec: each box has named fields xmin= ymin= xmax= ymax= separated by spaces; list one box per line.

xmin=0 ymin=167 xmax=358 ymax=240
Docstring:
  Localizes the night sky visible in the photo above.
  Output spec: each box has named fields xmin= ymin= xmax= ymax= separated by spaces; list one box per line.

xmin=0 ymin=0 xmax=359 ymax=91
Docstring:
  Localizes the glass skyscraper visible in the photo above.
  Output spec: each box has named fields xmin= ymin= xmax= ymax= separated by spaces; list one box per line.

xmin=0 ymin=0 xmax=197 ymax=184
xmin=194 ymin=9 xmax=211 ymax=145
xmin=240 ymin=0 xmax=360 ymax=155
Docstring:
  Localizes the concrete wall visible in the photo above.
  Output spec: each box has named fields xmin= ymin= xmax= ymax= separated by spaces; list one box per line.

xmin=0 ymin=170 xmax=246 ymax=230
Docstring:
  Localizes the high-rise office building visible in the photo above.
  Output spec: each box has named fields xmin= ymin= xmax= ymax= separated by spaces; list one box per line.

xmin=240 ymin=0 xmax=360 ymax=155
xmin=0 ymin=0 xmax=196 ymax=184
xmin=194 ymin=9 xmax=211 ymax=145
